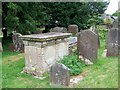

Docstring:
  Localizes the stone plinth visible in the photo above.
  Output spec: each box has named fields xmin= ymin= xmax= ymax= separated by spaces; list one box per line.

xmin=20 ymin=32 xmax=71 ymax=76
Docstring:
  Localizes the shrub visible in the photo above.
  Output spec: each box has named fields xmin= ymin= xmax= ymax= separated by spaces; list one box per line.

xmin=96 ymin=25 xmax=108 ymax=40
xmin=60 ymin=53 xmax=84 ymax=76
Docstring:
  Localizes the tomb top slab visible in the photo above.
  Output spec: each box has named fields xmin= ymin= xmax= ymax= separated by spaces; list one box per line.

xmin=20 ymin=32 xmax=72 ymax=42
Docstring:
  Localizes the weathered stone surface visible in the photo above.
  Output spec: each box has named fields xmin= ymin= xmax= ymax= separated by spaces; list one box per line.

xmin=12 ymin=33 xmax=24 ymax=52
xmin=90 ymin=26 xmax=100 ymax=49
xmin=20 ymin=32 xmax=71 ymax=42
xmin=68 ymin=25 xmax=78 ymax=35
xmin=50 ymin=63 xmax=70 ymax=86
xmin=50 ymin=27 xmax=67 ymax=33
xmin=102 ymin=49 xmax=107 ymax=58
xmin=0 ymin=42 xmax=2 ymax=52
xmin=77 ymin=30 xmax=98 ymax=62
xmin=106 ymin=28 xmax=120 ymax=56
xmin=68 ymin=37 xmax=77 ymax=55
xmin=21 ymin=32 xmax=71 ymax=76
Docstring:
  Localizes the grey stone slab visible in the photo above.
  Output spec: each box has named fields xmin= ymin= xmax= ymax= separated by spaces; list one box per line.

xmin=20 ymin=32 xmax=71 ymax=42
xmin=50 ymin=63 xmax=70 ymax=86
xmin=77 ymin=30 xmax=98 ymax=62
xmin=50 ymin=27 xmax=67 ymax=33
xmin=106 ymin=28 xmax=120 ymax=56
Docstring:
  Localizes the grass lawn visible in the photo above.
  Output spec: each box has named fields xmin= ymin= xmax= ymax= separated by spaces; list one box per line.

xmin=2 ymin=38 xmax=118 ymax=88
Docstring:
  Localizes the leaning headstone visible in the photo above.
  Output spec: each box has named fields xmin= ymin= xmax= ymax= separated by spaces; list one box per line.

xmin=50 ymin=27 xmax=67 ymax=33
xmin=50 ymin=63 xmax=70 ymax=87
xmin=90 ymin=26 xmax=100 ymax=49
xmin=77 ymin=30 xmax=98 ymax=62
xmin=106 ymin=28 xmax=120 ymax=56
xmin=12 ymin=33 xmax=24 ymax=52
xmin=68 ymin=25 xmax=78 ymax=35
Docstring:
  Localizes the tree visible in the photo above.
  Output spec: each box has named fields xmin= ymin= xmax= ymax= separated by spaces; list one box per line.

xmin=2 ymin=2 xmax=108 ymax=34
xmin=43 ymin=2 xmax=108 ymax=31
xmin=2 ymin=2 xmax=48 ymax=34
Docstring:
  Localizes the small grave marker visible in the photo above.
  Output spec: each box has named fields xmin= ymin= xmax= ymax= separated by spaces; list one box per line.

xmin=50 ymin=63 xmax=70 ymax=86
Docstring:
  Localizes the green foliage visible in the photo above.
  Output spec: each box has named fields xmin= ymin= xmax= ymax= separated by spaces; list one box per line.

xmin=87 ymin=14 xmax=104 ymax=27
xmin=43 ymin=2 xmax=108 ymax=30
xmin=2 ymin=2 xmax=108 ymax=34
xmin=103 ymin=18 xmax=112 ymax=25
xmin=60 ymin=53 xmax=85 ymax=76
xmin=2 ymin=2 xmax=48 ymax=34
xmin=96 ymin=25 xmax=108 ymax=40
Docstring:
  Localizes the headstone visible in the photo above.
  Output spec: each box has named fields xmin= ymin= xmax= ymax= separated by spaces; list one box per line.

xmin=50 ymin=27 xmax=67 ymax=33
xmin=112 ymin=19 xmax=118 ymax=28
xmin=50 ymin=63 xmax=70 ymax=86
xmin=68 ymin=25 xmax=78 ymax=35
xmin=12 ymin=33 xmax=24 ymax=52
xmin=106 ymin=28 xmax=120 ymax=56
xmin=90 ymin=26 xmax=100 ymax=49
xmin=77 ymin=30 xmax=98 ymax=62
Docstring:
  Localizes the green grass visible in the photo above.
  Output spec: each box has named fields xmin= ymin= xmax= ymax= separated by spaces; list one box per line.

xmin=75 ymin=39 xmax=118 ymax=88
xmin=2 ymin=38 xmax=118 ymax=88
xmin=2 ymin=38 xmax=51 ymax=88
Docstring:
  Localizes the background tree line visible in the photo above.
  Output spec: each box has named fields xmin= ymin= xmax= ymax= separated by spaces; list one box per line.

xmin=2 ymin=2 xmax=108 ymax=35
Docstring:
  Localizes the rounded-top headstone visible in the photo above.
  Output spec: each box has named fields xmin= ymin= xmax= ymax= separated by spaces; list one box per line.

xmin=68 ymin=25 xmax=78 ymax=35
xmin=50 ymin=63 xmax=70 ymax=87
xmin=77 ymin=30 xmax=98 ymax=62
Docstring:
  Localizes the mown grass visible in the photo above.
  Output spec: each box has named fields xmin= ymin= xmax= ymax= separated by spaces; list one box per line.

xmin=75 ymin=39 xmax=118 ymax=88
xmin=2 ymin=38 xmax=51 ymax=88
xmin=2 ymin=38 xmax=118 ymax=88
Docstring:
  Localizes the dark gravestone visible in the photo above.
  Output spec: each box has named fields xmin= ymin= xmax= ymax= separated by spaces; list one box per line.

xmin=12 ymin=33 xmax=24 ymax=52
xmin=50 ymin=63 xmax=70 ymax=86
xmin=77 ymin=30 xmax=98 ymax=62
xmin=68 ymin=25 xmax=78 ymax=35
xmin=50 ymin=27 xmax=67 ymax=33
xmin=106 ymin=28 xmax=120 ymax=56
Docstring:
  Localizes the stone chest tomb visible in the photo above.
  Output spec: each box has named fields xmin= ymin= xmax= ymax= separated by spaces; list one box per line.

xmin=20 ymin=32 xmax=71 ymax=76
